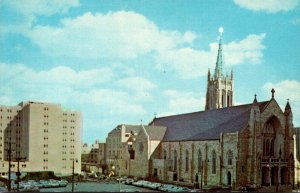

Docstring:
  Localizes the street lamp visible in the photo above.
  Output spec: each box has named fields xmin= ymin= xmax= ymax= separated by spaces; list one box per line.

xmin=72 ymin=158 xmax=78 ymax=192
xmin=112 ymin=165 xmax=121 ymax=192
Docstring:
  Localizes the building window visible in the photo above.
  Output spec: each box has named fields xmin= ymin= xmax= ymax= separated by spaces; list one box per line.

xmin=173 ymin=150 xmax=177 ymax=171
xmin=222 ymin=94 xmax=224 ymax=107
xmin=227 ymin=150 xmax=233 ymax=165
xmin=198 ymin=149 xmax=202 ymax=173
xmin=270 ymin=139 xmax=274 ymax=156
xmin=139 ymin=142 xmax=144 ymax=152
xmin=163 ymin=150 xmax=167 ymax=160
xmin=227 ymin=95 xmax=230 ymax=107
xmin=266 ymin=139 xmax=269 ymax=156
xmin=212 ymin=150 xmax=216 ymax=174
xmin=185 ymin=150 xmax=189 ymax=172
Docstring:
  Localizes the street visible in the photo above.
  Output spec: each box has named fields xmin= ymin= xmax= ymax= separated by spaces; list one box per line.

xmin=40 ymin=181 xmax=160 ymax=192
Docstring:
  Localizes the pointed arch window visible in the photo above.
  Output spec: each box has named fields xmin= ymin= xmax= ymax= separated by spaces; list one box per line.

xmin=270 ymin=139 xmax=274 ymax=156
xmin=198 ymin=149 xmax=202 ymax=173
xmin=173 ymin=150 xmax=177 ymax=171
xmin=185 ymin=150 xmax=189 ymax=172
xmin=212 ymin=150 xmax=216 ymax=174
xmin=266 ymin=139 xmax=269 ymax=156
xmin=163 ymin=149 xmax=167 ymax=160
xmin=227 ymin=95 xmax=230 ymax=107
xmin=263 ymin=139 xmax=266 ymax=156
xmin=222 ymin=94 xmax=224 ymax=107
xmin=227 ymin=150 xmax=233 ymax=165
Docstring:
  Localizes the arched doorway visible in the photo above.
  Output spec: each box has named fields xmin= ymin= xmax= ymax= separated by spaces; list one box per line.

xmin=227 ymin=171 xmax=232 ymax=186
xmin=271 ymin=167 xmax=278 ymax=185
xmin=281 ymin=166 xmax=288 ymax=185
xmin=262 ymin=166 xmax=270 ymax=186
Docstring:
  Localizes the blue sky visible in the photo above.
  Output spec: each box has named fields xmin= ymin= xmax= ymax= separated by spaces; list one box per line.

xmin=1 ymin=0 xmax=300 ymax=145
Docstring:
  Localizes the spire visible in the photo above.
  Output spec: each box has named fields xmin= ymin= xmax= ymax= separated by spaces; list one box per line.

xmin=285 ymin=98 xmax=291 ymax=111
xmin=214 ymin=27 xmax=224 ymax=79
xmin=208 ymin=68 xmax=211 ymax=80
xmin=253 ymin=94 xmax=258 ymax=104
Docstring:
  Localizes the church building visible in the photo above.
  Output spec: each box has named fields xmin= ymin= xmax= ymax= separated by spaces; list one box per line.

xmin=111 ymin=29 xmax=295 ymax=190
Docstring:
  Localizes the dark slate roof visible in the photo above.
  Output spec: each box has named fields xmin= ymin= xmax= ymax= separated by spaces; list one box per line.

xmin=109 ymin=124 xmax=141 ymax=135
xmin=143 ymin=126 xmax=167 ymax=140
xmin=151 ymin=101 xmax=269 ymax=141
xmin=124 ymin=125 xmax=142 ymax=134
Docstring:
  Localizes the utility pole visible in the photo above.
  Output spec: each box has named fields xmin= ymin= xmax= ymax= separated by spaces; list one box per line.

xmin=72 ymin=159 xmax=78 ymax=192
xmin=16 ymin=157 xmax=26 ymax=191
xmin=8 ymin=137 xmax=11 ymax=192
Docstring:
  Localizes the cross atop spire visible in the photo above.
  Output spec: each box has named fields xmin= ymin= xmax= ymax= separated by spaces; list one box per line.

xmin=214 ymin=27 xmax=224 ymax=79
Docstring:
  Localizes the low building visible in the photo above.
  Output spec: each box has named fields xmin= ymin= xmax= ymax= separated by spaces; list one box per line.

xmin=105 ymin=124 xmax=140 ymax=173
xmin=81 ymin=141 xmax=106 ymax=174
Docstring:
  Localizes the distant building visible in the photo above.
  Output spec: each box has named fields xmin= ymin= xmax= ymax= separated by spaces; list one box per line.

xmin=118 ymin=125 xmax=167 ymax=178
xmin=0 ymin=101 xmax=82 ymax=177
xmin=81 ymin=141 xmax=106 ymax=173
xmin=105 ymin=124 xmax=140 ymax=173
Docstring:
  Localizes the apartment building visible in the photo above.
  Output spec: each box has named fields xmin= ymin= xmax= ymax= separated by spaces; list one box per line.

xmin=0 ymin=101 xmax=82 ymax=177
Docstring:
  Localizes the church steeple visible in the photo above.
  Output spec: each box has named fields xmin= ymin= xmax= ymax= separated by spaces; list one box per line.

xmin=205 ymin=27 xmax=234 ymax=111
xmin=214 ymin=27 xmax=224 ymax=79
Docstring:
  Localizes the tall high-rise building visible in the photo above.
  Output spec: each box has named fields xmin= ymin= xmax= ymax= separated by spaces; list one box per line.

xmin=205 ymin=28 xmax=234 ymax=110
xmin=0 ymin=101 xmax=82 ymax=176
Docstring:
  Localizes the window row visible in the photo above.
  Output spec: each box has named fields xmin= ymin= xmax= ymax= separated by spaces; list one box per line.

xmin=164 ymin=149 xmax=234 ymax=174
xmin=0 ymin=109 xmax=12 ymax=113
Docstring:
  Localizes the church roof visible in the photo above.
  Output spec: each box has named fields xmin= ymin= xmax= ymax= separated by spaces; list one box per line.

xmin=142 ymin=125 xmax=167 ymax=140
xmin=151 ymin=101 xmax=269 ymax=141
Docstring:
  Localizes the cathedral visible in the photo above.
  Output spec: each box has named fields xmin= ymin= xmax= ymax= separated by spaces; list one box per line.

xmin=116 ymin=29 xmax=295 ymax=190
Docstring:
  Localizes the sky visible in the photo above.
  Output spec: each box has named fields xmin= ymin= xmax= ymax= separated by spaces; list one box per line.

xmin=0 ymin=0 xmax=300 ymax=145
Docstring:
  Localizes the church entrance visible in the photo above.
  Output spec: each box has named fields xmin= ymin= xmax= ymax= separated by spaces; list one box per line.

xmin=271 ymin=166 xmax=278 ymax=185
xmin=281 ymin=166 xmax=288 ymax=185
xmin=173 ymin=173 xmax=177 ymax=181
xmin=262 ymin=166 xmax=270 ymax=186
xmin=227 ymin=171 xmax=231 ymax=186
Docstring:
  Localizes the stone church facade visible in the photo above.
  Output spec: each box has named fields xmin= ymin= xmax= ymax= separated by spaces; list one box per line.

xmin=112 ymin=31 xmax=295 ymax=189
xmin=148 ymin=95 xmax=294 ymax=188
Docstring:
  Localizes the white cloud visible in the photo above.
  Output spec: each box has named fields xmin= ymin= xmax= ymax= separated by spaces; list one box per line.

xmin=0 ymin=63 xmax=147 ymax=117
xmin=233 ymin=0 xmax=300 ymax=13
xmin=76 ymin=89 xmax=146 ymax=116
xmin=6 ymin=0 xmax=80 ymax=16
xmin=163 ymin=90 xmax=205 ymax=114
xmin=0 ymin=63 xmax=113 ymax=88
xmin=26 ymin=11 xmax=196 ymax=60
xmin=262 ymin=80 xmax=300 ymax=126
xmin=157 ymin=33 xmax=266 ymax=79
xmin=118 ymin=76 xmax=156 ymax=91
xmin=6 ymin=9 xmax=265 ymax=80
xmin=223 ymin=33 xmax=266 ymax=65
xmin=1 ymin=0 xmax=80 ymax=34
